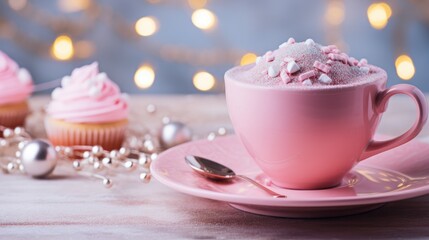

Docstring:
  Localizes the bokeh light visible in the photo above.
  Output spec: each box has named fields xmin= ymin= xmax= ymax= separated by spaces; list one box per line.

xmin=135 ymin=64 xmax=155 ymax=89
xmin=191 ymin=9 xmax=216 ymax=30
xmin=188 ymin=0 xmax=207 ymax=9
xmin=395 ymin=55 xmax=415 ymax=80
xmin=367 ymin=2 xmax=392 ymax=30
xmin=57 ymin=0 xmax=90 ymax=12
xmin=240 ymin=53 xmax=257 ymax=66
xmin=325 ymin=0 xmax=345 ymax=26
xmin=8 ymin=0 xmax=27 ymax=11
xmin=135 ymin=16 xmax=159 ymax=37
xmin=51 ymin=35 xmax=74 ymax=61
xmin=193 ymin=71 xmax=215 ymax=91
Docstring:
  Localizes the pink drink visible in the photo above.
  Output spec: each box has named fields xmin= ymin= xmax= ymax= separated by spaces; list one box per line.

xmin=225 ymin=38 xmax=428 ymax=189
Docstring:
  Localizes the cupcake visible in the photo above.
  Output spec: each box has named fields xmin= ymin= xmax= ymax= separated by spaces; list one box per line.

xmin=0 ymin=51 xmax=33 ymax=128
xmin=45 ymin=62 xmax=128 ymax=150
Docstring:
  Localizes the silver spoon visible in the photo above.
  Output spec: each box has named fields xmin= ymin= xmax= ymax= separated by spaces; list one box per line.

xmin=185 ymin=155 xmax=286 ymax=198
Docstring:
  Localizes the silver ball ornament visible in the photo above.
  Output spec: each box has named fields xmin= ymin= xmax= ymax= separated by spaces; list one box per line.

xmin=160 ymin=121 xmax=192 ymax=149
xmin=20 ymin=139 xmax=57 ymax=178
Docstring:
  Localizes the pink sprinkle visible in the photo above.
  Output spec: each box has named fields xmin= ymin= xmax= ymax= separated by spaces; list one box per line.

xmin=313 ymin=60 xmax=331 ymax=73
xmin=298 ymin=70 xmax=317 ymax=82
xmin=328 ymin=53 xmax=348 ymax=64
xmin=280 ymin=61 xmax=287 ymax=67
xmin=326 ymin=60 xmax=334 ymax=65
xmin=280 ymin=69 xmax=291 ymax=84
xmin=331 ymin=48 xmax=340 ymax=54
xmin=287 ymin=37 xmax=295 ymax=44
xmin=348 ymin=57 xmax=358 ymax=66
xmin=321 ymin=45 xmax=337 ymax=54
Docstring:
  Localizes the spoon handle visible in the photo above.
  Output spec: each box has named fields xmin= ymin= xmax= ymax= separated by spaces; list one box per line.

xmin=236 ymin=175 xmax=286 ymax=198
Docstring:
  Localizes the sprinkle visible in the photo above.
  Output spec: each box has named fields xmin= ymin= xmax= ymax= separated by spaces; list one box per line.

xmin=298 ymin=70 xmax=317 ymax=82
xmin=18 ymin=68 xmax=31 ymax=84
xmin=268 ymin=65 xmax=280 ymax=77
xmin=61 ymin=76 xmax=72 ymax=87
xmin=88 ymin=86 xmax=101 ymax=97
xmin=348 ymin=57 xmax=358 ymax=66
xmin=256 ymin=56 xmax=262 ymax=64
xmin=313 ymin=61 xmax=331 ymax=73
xmin=266 ymin=55 xmax=275 ymax=62
xmin=280 ymin=69 xmax=291 ymax=84
xmin=302 ymin=79 xmax=312 ymax=86
xmin=358 ymin=58 xmax=368 ymax=67
xmin=360 ymin=66 xmax=370 ymax=74
xmin=318 ymin=74 xmax=332 ymax=84
xmin=280 ymin=61 xmax=287 ymax=67
xmin=52 ymin=87 xmax=61 ymax=99
xmin=0 ymin=55 xmax=6 ymax=70
xmin=326 ymin=60 xmax=334 ymax=65
xmin=321 ymin=45 xmax=337 ymax=54
xmin=261 ymin=69 xmax=268 ymax=75
xmin=279 ymin=42 xmax=288 ymax=49
xmin=331 ymin=48 xmax=340 ymax=54
xmin=287 ymin=37 xmax=295 ymax=44
xmin=328 ymin=53 xmax=348 ymax=64
xmin=305 ymin=38 xmax=315 ymax=46
xmin=286 ymin=61 xmax=300 ymax=74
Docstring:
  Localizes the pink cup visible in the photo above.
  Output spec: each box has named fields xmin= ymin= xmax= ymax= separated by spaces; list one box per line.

xmin=225 ymin=66 xmax=428 ymax=190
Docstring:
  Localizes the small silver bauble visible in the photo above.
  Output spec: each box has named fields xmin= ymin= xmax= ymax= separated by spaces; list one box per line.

xmin=139 ymin=172 xmax=151 ymax=183
xmin=160 ymin=121 xmax=192 ymax=149
xmin=20 ymin=139 xmax=57 ymax=178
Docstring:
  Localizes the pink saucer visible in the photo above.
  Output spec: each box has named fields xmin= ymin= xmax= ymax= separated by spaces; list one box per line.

xmin=151 ymin=135 xmax=429 ymax=218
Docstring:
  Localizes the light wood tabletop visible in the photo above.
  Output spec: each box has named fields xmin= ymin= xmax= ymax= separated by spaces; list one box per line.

xmin=1 ymin=95 xmax=429 ymax=239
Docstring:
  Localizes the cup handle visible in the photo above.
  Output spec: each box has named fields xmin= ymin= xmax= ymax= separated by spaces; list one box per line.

xmin=360 ymin=84 xmax=428 ymax=161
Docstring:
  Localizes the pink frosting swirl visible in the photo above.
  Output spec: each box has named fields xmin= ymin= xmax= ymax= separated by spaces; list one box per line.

xmin=46 ymin=62 xmax=129 ymax=123
xmin=0 ymin=51 xmax=33 ymax=105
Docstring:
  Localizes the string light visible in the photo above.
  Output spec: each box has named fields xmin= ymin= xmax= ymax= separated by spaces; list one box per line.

xmin=8 ymin=0 xmax=27 ymax=11
xmin=367 ymin=2 xmax=392 ymax=30
xmin=57 ymin=0 xmax=91 ymax=12
xmin=188 ymin=0 xmax=207 ymax=9
xmin=240 ymin=53 xmax=257 ymax=66
xmin=134 ymin=64 xmax=155 ymax=89
xmin=395 ymin=55 xmax=415 ymax=80
xmin=193 ymin=71 xmax=215 ymax=91
xmin=135 ymin=17 xmax=159 ymax=37
xmin=191 ymin=9 xmax=216 ymax=30
xmin=51 ymin=35 xmax=74 ymax=61
xmin=325 ymin=0 xmax=345 ymax=26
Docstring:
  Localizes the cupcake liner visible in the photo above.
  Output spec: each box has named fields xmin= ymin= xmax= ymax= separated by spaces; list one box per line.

xmin=45 ymin=118 xmax=127 ymax=150
xmin=0 ymin=103 xmax=29 ymax=128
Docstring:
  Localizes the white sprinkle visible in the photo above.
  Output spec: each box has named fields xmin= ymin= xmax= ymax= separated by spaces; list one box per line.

xmin=61 ymin=76 xmax=72 ymax=87
xmin=52 ymin=87 xmax=62 ymax=99
xmin=360 ymin=66 xmax=370 ymax=74
xmin=88 ymin=86 xmax=101 ymax=97
xmin=305 ymin=39 xmax=315 ymax=46
xmin=302 ymin=79 xmax=312 ymax=86
xmin=96 ymin=72 xmax=107 ymax=82
xmin=268 ymin=65 xmax=280 ymax=77
xmin=280 ymin=70 xmax=291 ymax=84
xmin=318 ymin=74 xmax=332 ymax=84
xmin=18 ymin=68 xmax=31 ymax=84
xmin=0 ymin=55 xmax=6 ymax=70
xmin=279 ymin=42 xmax=288 ymax=49
xmin=256 ymin=56 xmax=262 ymax=64
xmin=286 ymin=61 xmax=300 ymax=74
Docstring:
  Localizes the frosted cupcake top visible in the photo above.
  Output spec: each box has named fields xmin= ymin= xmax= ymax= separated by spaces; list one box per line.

xmin=0 ymin=51 xmax=33 ymax=105
xmin=228 ymin=38 xmax=386 ymax=88
xmin=46 ymin=62 xmax=128 ymax=123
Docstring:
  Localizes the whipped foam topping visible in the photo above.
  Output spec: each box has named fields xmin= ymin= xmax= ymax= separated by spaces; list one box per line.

xmin=233 ymin=38 xmax=385 ymax=87
xmin=46 ymin=62 xmax=128 ymax=123
xmin=0 ymin=51 xmax=33 ymax=105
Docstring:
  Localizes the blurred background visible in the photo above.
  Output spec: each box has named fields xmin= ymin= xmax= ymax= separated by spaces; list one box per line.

xmin=0 ymin=0 xmax=428 ymax=94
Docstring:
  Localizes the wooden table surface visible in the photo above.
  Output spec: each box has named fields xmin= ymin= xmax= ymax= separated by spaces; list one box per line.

xmin=1 ymin=95 xmax=429 ymax=239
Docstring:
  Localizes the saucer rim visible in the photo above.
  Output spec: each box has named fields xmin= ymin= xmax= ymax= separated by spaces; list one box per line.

xmin=151 ymin=135 xmax=429 ymax=208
